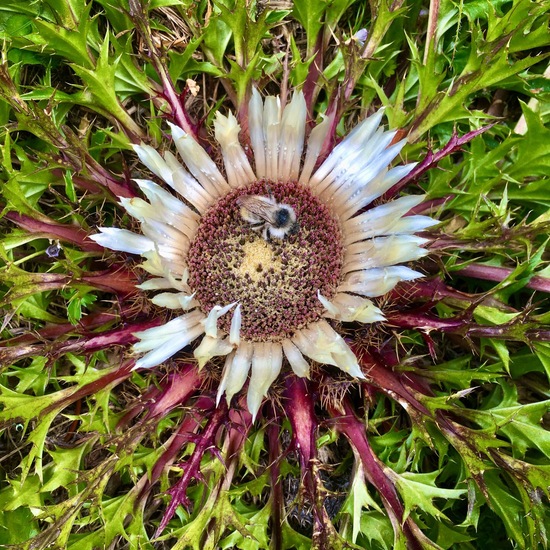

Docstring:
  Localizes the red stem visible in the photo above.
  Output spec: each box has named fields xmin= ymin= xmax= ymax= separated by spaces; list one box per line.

xmin=266 ymin=403 xmax=283 ymax=550
xmin=329 ymin=399 xmax=424 ymax=550
xmin=456 ymin=263 xmax=550 ymax=294
xmin=43 ymin=359 xmax=136 ymax=415
xmin=155 ymin=399 xmax=229 ymax=536
xmin=0 ymin=318 xmax=161 ymax=364
xmin=1 ymin=311 xmax=120 ymax=346
xmin=5 ymin=211 xmax=104 ymax=252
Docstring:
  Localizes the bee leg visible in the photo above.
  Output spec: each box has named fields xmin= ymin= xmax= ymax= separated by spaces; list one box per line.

xmin=263 ymin=227 xmax=272 ymax=242
xmin=249 ymin=222 xmax=265 ymax=234
xmin=289 ymin=221 xmax=300 ymax=236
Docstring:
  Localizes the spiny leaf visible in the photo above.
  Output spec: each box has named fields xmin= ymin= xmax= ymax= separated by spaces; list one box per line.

xmin=390 ymin=470 xmax=467 ymax=522
xmin=70 ymin=32 xmax=143 ymax=138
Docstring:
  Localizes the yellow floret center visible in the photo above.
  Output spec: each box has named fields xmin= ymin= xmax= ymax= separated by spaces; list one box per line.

xmin=237 ymin=240 xmax=282 ymax=282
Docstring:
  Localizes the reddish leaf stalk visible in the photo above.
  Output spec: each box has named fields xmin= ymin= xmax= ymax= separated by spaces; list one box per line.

xmin=354 ymin=348 xmax=432 ymax=417
xmin=219 ymin=397 xmax=253 ymax=488
xmin=155 ymin=399 xmax=229 ymax=536
xmin=370 ymin=345 xmax=434 ymax=397
xmin=128 ymin=0 xmax=197 ymax=139
xmin=118 ymin=365 xmax=203 ymax=428
xmin=84 ymin=162 xmax=136 ymax=198
xmin=391 ymin=278 xmax=480 ymax=303
xmin=284 ymin=375 xmax=337 ymax=547
xmin=0 ymin=311 xmax=120 ymax=346
xmin=142 ymin=395 xmax=215 ymax=499
xmin=43 ymin=359 xmax=136 ymax=416
xmin=284 ymin=376 xmax=317 ymax=475
xmin=302 ymin=32 xmax=325 ymax=119
xmin=455 ymin=263 xmax=550 ymax=294
xmin=385 ymin=310 xmax=550 ymax=342
xmin=5 ymin=211 xmax=104 ymax=252
xmin=80 ymin=269 xmax=139 ymax=295
xmin=385 ymin=124 xmax=496 ymax=198
xmin=329 ymin=399 xmax=424 ymax=550
xmin=266 ymin=403 xmax=283 ymax=550
xmin=0 ymin=318 xmax=161 ymax=365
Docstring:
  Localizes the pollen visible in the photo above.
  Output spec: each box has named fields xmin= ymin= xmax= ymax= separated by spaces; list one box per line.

xmin=187 ymin=180 xmax=343 ymax=341
xmin=238 ymin=240 xmax=282 ymax=282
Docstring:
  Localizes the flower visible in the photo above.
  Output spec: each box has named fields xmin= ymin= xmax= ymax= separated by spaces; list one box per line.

xmin=91 ymin=90 xmax=437 ymax=418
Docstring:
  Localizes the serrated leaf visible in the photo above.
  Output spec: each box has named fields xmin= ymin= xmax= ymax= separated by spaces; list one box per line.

xmin=509 ymin=102 xmax=550 ymax=180
xmin=460 ymin=394 xmax=550 ymax=457
xmin=31 ymin=16 xmax=94 ymax=69
xmin=356 ymin=511 xmax=394 ymax=550
xmin=13 ymin=356 xmax=49 ymax=394
xmin=483 ymin=470 xmax=526 ymax=548
xmin=70 ymin=33 xmax=142 ymax=137
xmin=0 ymin=475 xmax=44 ymax=511
xmin=0 ymin=508 xmax=40 ymax=544
xmin=292 ymin=0 xmax=325 ymax=57
xmin=42 ymin=445 xmax=89 ymax=494
xmin=531 ymin=342 xmax=550 ymax=383
xmin=338 ymin=462 xmax=383 ymax=543
xmin=391 ymin=470 xmax=466 ymax=522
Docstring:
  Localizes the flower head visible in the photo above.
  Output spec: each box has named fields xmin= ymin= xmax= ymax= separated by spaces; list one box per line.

xmin=92 ymin=90 xmax=436 ymax=418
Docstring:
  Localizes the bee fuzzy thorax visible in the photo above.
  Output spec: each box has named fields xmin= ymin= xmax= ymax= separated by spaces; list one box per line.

xmin=238 ymin=194 xmax=298 ymax=241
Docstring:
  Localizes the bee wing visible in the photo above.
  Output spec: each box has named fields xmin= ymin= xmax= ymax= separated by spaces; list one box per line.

xmin=237 ymin=195 xmax=278 ymax=224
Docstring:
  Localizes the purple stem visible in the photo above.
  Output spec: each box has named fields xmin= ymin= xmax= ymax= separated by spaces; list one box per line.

xmin=284 ymin=375 xmax=337 ymax=546
xmin=146 ymin=367 xmax=204 ymax=419
xmin=329 ymin=399 xmax=424 ymax=550
xmin=284 ymin=375 xmax=317 ymax=474
xmin=391 ymin=278 xmax=519 ymax=315
xmin=43 ymin=359 xmax=136 ymax=415
xmin=0 ymin=318 xmax=161 ymax=365
xmin=456 ymin=263 xmax=550 ymax=294
xmin=354 ymin=348 xmax=432 ymax=416
xmin=385 ymin=124 xmax=496 ymax=199
xmin=385 ymin=309 xmax=550 ymax=341
xmin=155 ymin=399 xmax=229 ymax=536
xmin=127 ymin=0 xmax=197 ymax=139
xmin=119 ymin=365 xmax=203 ymax=429
xmin=302 ymin=32 xmax=325 ymax=119
xmin=1 ymin=311 xmax=120 ymax=346
xmin=80 ymin=268 xmax=139 ymax=295
xmin=158 ymin=75 xmax=198 ymax=138
xmin=5 ymin=211 xmax=104 ymax=252
xmin=83 ymin=163 xmax=136 ymax=199
xmin=266 ymin=403 xmax=283 ymax=550
xmin=140 ymin=394 xmax=214 ymax=499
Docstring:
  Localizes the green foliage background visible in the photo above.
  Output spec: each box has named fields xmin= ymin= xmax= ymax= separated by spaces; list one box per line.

xmin=0 ymin=0 xmax=549 ymax=548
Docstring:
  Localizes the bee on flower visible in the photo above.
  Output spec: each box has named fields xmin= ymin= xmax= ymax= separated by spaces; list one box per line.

xmin=237 ymin=193 xmax=299 ymax=241
xmin=91 ymin=89 xmax=436 ymax=419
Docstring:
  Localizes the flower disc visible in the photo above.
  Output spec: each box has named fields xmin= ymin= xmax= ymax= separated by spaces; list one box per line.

xmin=188 ymin=180 xmax=343 ymax=341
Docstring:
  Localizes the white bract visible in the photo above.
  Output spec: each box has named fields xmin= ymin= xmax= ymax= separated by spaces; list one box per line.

xmin=91 ymin=90 xmax=437 ymax=419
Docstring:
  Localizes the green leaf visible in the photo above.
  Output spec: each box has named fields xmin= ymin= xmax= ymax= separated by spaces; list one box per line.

xmin=338 ymin=462 xmax=383 ymax=543
xmin=483 ymin=470 xmax=526 ymax=548
xmin=12 ymin=356 xmax=49 ymax=394
xmin=508 ymin=102 xmax=550 ymax=180
xmin=70 ymin=32 xmax=143 ymax=137
xmin=31 ymin=15 xmax=94 ymax=69
xmin=531 ymin=342 xmax=550 ymax=383
xmin=42 ymin=445 xmax=90 ymax=494
xmin=391 ymin=470 xmax=467 ymax=522
xmin=0 ymin=508 xmax=40 ymax=544
xmin=460 ymin=385 xmax=550 ymax=457
xmin=292 ymin=0 xmax=325 ymax=57
xmin=202 ymin=9 xmax=233 ymax=67
xmin=1 ymin=14 xmax=33 ymax=37
xmin=356 ymin=511 xmax=394 ymax=550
